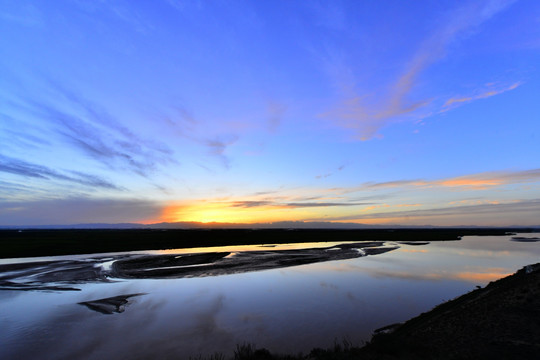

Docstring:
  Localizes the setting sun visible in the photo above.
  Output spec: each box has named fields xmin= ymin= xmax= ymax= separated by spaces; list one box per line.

xmin=162 ymin=202 xmax=287 ymax=224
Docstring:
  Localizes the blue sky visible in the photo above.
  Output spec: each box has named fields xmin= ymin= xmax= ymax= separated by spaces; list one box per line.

xmin=1 ymin=0 xmax=539 ymax=226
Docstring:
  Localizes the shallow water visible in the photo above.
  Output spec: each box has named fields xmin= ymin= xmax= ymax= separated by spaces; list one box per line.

xmin=1 ymin=233 xmax=539 ymax=359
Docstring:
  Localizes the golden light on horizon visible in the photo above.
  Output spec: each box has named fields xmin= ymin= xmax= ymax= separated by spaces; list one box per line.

xmin=161 ymin=201 xmax=302 ymax=224
xmin=157 ymin=200 xmax=431 ymax=226
xmin=159 ymin=199 xmax=365 ymax=224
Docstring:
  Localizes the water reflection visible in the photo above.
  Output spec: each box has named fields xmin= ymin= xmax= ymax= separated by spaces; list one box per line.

xmin=0 ymin=233 xmax=539 ymax=359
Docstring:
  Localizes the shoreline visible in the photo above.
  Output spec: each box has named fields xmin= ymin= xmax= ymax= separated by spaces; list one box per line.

xmin=0 ymin=227 xmax=532 ymax=259
xmin=194 ymin=262 xmax=540 ymax=359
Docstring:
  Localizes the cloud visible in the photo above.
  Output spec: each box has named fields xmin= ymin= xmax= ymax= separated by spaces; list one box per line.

xmin=11 ymin=84 xmax=177 ymax=179
xmin=230 ymin=201 xmax=274 ymax=208
xmin=228 ymin=199 xmax=368 ymax=209
xmin=285 ymin=202 xmax=366 ymax=208
xmin=443 ymin=82 xmax=522 ymax=109
xmin=1 ymin=126 xmax=52 ymax=148
xmin=315 ymin=173 xmax=332 ymax=179
xmin=0 ymin=179 xmax=57 ymax=201
xmin=0 ymin=154 xmax=121 ymax=190
xmin=315 ymin=164 xmax=347 ymax=179
xmin=153 ymin=101 xmax=244 ymax=169
xmin=363 ymin=168 xmax=540 ymax=190
xmin=204 ymin=135 xmax=239 ymax=169
xmin=322 ymin=198 xmax=540 ymax=222
xmin=50 ymin=83 xmax=173 ymax=155
xmin=266 ymin=101 xmax=287 ymax=133
xmin=0 ymin=197 xmax=162 ymax=225
xmin=324 ymin=0 xmax=516 ymax=140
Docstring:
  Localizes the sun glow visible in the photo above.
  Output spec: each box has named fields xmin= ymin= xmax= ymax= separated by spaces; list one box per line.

xmin=162 ymin=202 xmax=295 ymax=224
xmin=160 ymin=199 xmax=358 ymax=224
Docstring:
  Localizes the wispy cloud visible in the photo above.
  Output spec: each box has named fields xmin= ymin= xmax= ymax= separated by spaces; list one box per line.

xmin=315 ymin=164 xmax=347 ymax=179
xmin=266 ymin=100 xmax=287 ymax=133
xmin=322 ymin=199 xmax=540 ymax=222
xmin=154 ymin=104 xmax=240 ymax=169
xmin=0 ymin=154 xmax=121 ymax=190
xmin=230 ymin=200 xmax=274 ymax=208
xmin=204 ymin=135 xmax=239 ymax=169
xmin=0 ymin=179 xmax=59 ymax=201
xmin=443 ymin=82 xmax=522 ymax=109
xmin=363 ymin=168 xmax=540 ymax=191
xmin=324 ymin=0 xmax=516 ymax=140
xmin=10 ymin=84 xmax=177 ymax=180
xmin=229 ymin=200 xmax=368 ymax=209
xmin=285 ymin=202 xmax=366 ymax=208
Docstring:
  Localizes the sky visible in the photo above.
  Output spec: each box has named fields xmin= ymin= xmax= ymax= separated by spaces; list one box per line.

xmin=1 ymin=0 xmax=540 ymax=227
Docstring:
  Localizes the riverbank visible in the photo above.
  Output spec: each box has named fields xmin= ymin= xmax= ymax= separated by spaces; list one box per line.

xmin=197 ymin=262 xmax=540 ymax=359
xmin=1 ymin=227 xmax=534 ymax=258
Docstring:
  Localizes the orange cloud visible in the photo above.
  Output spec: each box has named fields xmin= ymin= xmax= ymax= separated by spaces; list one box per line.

xmin=437 ymin=178 xmax=504 ymax=189
xmin=364 ymin=168 xmax=540 ymax=191
xmin=449 ymin=199 xmax=500 ymax=206
xmin=443 ymin=82 xmax=522 ymax=109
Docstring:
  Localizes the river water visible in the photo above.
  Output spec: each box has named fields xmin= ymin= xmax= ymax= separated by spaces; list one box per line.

xmin=1 ymin=233 xmax=539 ymax=359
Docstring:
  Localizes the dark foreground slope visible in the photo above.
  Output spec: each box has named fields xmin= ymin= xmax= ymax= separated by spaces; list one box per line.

xmin=358 ymin=262 xmax=540 ymax=359
xmin=0 ymin=227 xmax=532 ymax=258
xmin=201 ymin=263 xmax=540 ymax=359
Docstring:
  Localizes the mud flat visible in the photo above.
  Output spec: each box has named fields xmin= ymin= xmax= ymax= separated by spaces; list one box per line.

xmin=78 ymin=293 xmax=146 ymax=314
xmin=512 ymin=236 xmax=540 ymax=242
xmin=0 ymin=242 xmax=397 ymax=290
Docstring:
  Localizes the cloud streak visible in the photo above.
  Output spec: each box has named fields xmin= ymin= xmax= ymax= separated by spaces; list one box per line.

xmin=204 ymin=135 xmax=239 ymax=169
xmin=443 ymin=82 xmax=522 ymax=109
xmin=5 ymin=82 xmax=180 ymax=191
xmin=363 ymin=168 xmax=540 ymax=191
xmin=325 ymin=0 xmax=516 ymax=140
xmin=321 ymin=199 xmax=540 ymax=222
xmin=0 ymin=154 xmax=121 ymax=190
xmin=229 ymin=200 xmax=369 ymax=209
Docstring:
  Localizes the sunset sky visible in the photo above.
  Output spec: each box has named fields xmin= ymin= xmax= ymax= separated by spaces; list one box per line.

xmin=1 ymin=0 xmax=539 ymax=226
